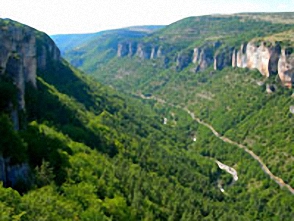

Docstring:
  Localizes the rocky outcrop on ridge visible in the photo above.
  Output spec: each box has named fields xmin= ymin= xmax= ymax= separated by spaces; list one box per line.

xmin=233 ymin=42 xmax=281 ymax=77
xmin=115 ymin=39 xmax=294 ymax=87
xmin=117 ymin=42 xmax=166 ymax=60
xmin=192 ymin=46 xmax=215 ymax=72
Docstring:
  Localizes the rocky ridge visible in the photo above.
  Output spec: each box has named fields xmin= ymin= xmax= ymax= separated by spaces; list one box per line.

xmin=116 ymin=39 xmax=294 ymax=87
xmin=0 ymin=19 xmax=61 ymax=187
xmin=0 ymin=19 xmax=60 ymax=129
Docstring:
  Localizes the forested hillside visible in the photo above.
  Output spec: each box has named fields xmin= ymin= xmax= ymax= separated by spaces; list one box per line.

xmin=1 ymin=15 xmax=294 ymax=221
xmin=54 ymin=12 xmax=294 ymax=219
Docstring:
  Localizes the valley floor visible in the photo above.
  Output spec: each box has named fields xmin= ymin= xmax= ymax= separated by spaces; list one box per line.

xmin=138 ymin=93 xmax=294 ymax=195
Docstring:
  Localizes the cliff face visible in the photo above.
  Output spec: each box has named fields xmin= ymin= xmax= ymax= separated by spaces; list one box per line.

xmin=232 ymin=42 xmax=293 ymax=87
xmin=115 ymin=38 xmax=293 ymax=87
xmin=278 ymin=49 xmax=294 ymax=87
xmin=214 ymin=47 xmax=234 ymax=71
xmin=0 ymin=24 xmax=37 ymax=110
xmin=233 ymin=42 xmax=281 ymax=77
xmin=0 ymin=19 xmax=61 ymax=188
xmin=0 ymin=156 xmax=30 ymax=188
xmin=176 ymin=51 xmax=193 ymax=71
xmin=0 ymin=20 xmax=60 ymax=127
xmin=192 ymin=46 xmax=215 ymax=72
xmin=117 ymin=42 xmax=163 ymax=60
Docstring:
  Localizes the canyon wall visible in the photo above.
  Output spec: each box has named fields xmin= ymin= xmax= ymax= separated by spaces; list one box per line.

xmin=116 ymin=40 xmax=293 ymax=87
xmin=0 ymin=21 xmax=60 ymax=129
xmin=0 ymin=19 xmax=61 ymax=188
xmin=278 ymin=49 xmax=294 ymax=87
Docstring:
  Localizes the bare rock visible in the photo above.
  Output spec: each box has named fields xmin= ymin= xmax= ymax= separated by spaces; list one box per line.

xmin=176 ymin=50 xmax=193 ymax=71
xmin=0 ymin=156 xmax=30 ymax=188
xmin=214 ymin=47 xmax=234 ymax=71
xmin=150 ymin=46 xmax=158 ymax=59
xmin=0 ymin=19 xmax=60 ymax=129
xmin=278 ymin=48 xmax=294 ymax=88
xmin=136 ymin=43 xmax=152 ymax=59
xmin=192 ymin=46 xmax=214 ymax=72
xmin=266 ymin=84 xmax=276 ymax=93
xmin=117 ymin=42 xmax=129 ymax=57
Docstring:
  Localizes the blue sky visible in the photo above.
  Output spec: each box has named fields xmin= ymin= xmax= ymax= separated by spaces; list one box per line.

xmin=1 ymin=0 xmax=293 ymax=34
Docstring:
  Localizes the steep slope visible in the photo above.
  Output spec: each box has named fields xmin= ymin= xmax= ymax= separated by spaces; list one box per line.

xmin=51 ymin=25 xmax=163 ymax=53
xmin=0 ymin=19 xmax=218 ymax=220
xmin=1 ymin=18 xmax=294 ymax=220
xmin=51 ymin=25 xmax=164 ymax=71
xmin=54 ymin=11 xmax=294 ymax=208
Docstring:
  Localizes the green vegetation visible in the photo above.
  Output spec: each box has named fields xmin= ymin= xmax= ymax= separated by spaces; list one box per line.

xmin=1 ymin=15 xmax=294 ymax=220
xmin=56 ymin=12 xmax=294 ymax=78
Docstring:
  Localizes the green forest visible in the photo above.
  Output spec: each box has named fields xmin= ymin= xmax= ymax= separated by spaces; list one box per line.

xmin=1 ymin=14 xmax=294 ymax=220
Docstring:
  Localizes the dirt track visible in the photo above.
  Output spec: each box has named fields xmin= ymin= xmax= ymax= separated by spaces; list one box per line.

xmin=138 ymin=94 xmax=294 ymax=195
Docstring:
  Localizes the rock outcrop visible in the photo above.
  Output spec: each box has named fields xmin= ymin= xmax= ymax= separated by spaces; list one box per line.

xmin=118 ymin=42 xmax=160 ymax=60
xmin=150 ymin=46 xmax=158 ymax=59
xmin=278 ymin=48 xmax=294 ymax=87
xmin=0 ymin=19 xmax=60 ymax=129
xmin=0 ymin=156 xmax=30 ymax=188
xmin=176 ymin=51 xmax=193 ymax=71
xmin=128 ymin=42 xmax=138 ymax=57
xmin=233 ymin=42 xmax=281 ymax=77
xmin=233 ymin=41 xmax=293 ymax=87
xmin=115 ymin=38 xmax=293 ymax=87
xmin=192 ymin=46 xmax=215 ymax=72
xmin=0 ymin=24 xmax=37 ymax=110
xmin=117 ymin=42 xmax=129 ymax=57
xmin=136 ymin=43 xmax=152 ymax=59
xmin=214 ymin=47 xmax=234 ymax=71
xmin=290 ymin=106 xmax=294 ymax=114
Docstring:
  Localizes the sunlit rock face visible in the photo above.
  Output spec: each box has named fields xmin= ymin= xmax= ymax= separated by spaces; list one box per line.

xmin=236 ymin=43 xmax=248 ymax=68
xmin=192 ymin=46 xmax=214 ymax=72
xmin=150 ymin=46 xmax=159 ymax=59
xmin=232 ymin=41 xmax=293 ymax=87
xmin=115 ymin=37 xmax=293 ymax=87
xmin=245 ymin=42 xmax=280 ymax=77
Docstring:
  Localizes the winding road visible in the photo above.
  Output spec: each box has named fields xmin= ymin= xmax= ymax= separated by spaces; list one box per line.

xmin=138 ymin=93 xmax=294 ymax=195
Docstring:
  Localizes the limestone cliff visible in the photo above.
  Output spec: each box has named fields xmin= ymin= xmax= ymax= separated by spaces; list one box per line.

xmin=233 ymin=41 xmax=293 ymax=87
xmin=0 ymin=19 xmax=60 ymax=188
xmin=0 ymin=20 xmax=61 ymax=98
xmin=176 ymin=51 xmax=193 ymax=71
xmin=278 ymin=48 xmax=294 ymax=87
xmin=192 ymin=46 xmax=214 ymax=72
xmin=0 ymin=19 xmax=60 ymax=129
xmin=233 ymin=42 xmax=281 ymax=77
xmin=117 ymin=42 xmax=131 ymax=57
xmin=214 ymin=47 xmax=234 ymax=71
xmin=136 ymin=43 xmax=152 ymax=59
xmin=117 ymin=42 xmax=156 ymax=59
xmin=115 ymin=37 xmax=293 ymax=87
